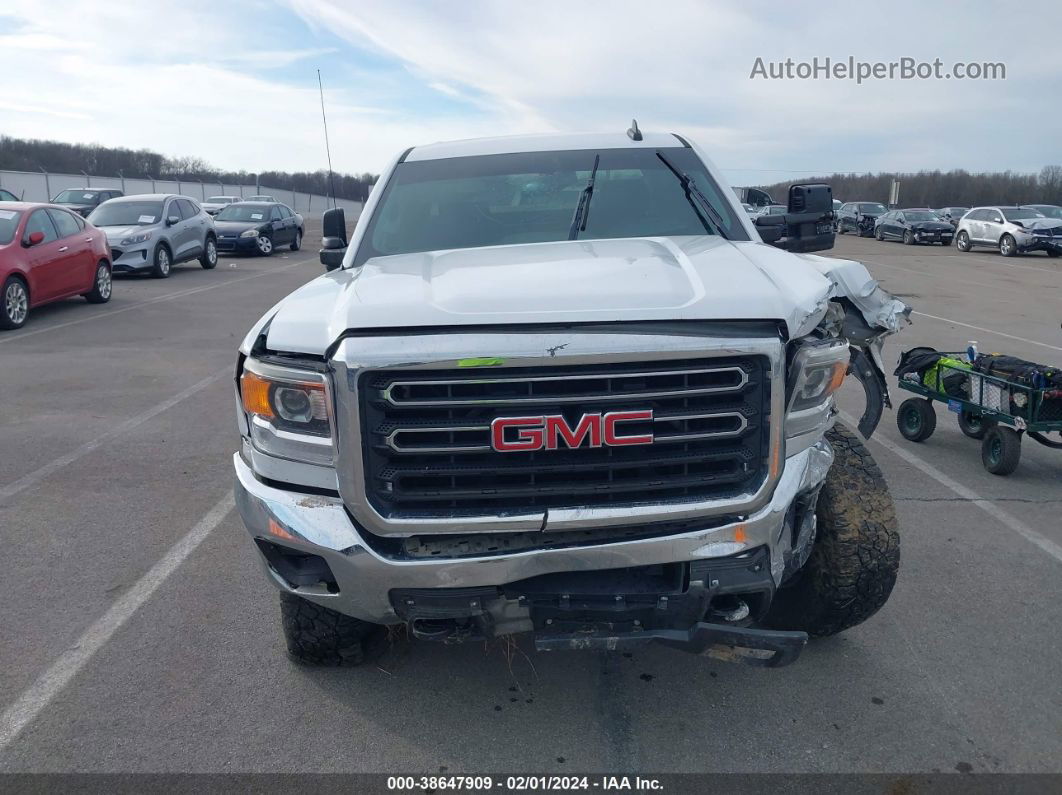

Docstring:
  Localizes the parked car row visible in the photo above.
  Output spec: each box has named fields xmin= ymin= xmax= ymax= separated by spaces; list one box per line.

xmin=1 ymin=193 xmax=305 ymax=330
xmin=832 ymin=201 xmax=1062 ymax=257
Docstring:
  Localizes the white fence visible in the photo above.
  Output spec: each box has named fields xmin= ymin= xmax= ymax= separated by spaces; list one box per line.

xmin=0 ymin=169 xmax=363 ymax=219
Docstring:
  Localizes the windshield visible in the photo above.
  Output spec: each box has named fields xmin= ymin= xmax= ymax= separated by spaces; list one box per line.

xmin=54 ymin=190 xmax=98 ymax=203
xmin=0 ymin=208 xmax=21 ymax=244
xmin=858 ymin=203 xmax=886 ymax=213
xmin=1031 ymin=206 xmax=1062 ymax=219
xmin=905 ymin=211 xmax=939 ymax=222
xmin=88 ymin=200 xmax=164 ymax=226
xmin=355 ymin=148 xmax=745 ymax=266
xmin=216 ymin=204 xmax=272 ymax=222
xmin=206 ymin=196 xmax=235 ymax=204
xmin=1002 ymin=208 xmax=1045 ymax=221
xmin=766 ymin=205 xmax=787 ymax=215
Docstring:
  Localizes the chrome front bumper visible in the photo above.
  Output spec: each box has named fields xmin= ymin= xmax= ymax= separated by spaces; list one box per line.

xmin=233 ymin=440 xmax=834 ymax=625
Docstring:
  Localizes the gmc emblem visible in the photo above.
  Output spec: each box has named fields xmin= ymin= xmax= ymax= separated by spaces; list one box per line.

xmin=491 ymin=410 xmax=654 ymax=452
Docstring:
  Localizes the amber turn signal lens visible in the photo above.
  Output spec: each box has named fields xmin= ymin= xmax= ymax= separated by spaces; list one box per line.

xmin=827 ymin=360 xmax=848 ymax=395
xmin=241 ymin=371 xmax=274 ymax=418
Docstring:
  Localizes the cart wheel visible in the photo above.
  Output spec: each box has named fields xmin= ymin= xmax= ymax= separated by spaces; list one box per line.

xmin=981 ymin=427 xmax=1022 ymax=475
xmin=957 ymin=409 xmax=993 ymax=440
xmin=897 ymin=398 xmax=936 ymax=442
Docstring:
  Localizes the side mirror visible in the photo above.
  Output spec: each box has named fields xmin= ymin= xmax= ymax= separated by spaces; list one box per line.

xmin=166 ymin=215 xmax=180 ymax=226
xmin=24 ymin=231 xmax=45 ymax=247
xmin=320 ymin=242 xmax=345 ymax=271
xmin=322 ymin=207 xmax=347 ymax=243
xmin=757 ymin=183 xmax=836 ymax=253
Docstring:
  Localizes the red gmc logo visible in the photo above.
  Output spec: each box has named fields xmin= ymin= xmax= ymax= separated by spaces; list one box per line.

xmin=491 ymin=410 xmax=654 ymax=452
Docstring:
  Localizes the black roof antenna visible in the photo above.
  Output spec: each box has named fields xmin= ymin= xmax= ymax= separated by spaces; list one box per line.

xmin=626 ymin=119 xmax=643 ymax=141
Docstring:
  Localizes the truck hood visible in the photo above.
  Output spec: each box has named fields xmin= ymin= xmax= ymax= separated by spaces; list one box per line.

xmin=259 ymin=236 xmax=843 ymax=355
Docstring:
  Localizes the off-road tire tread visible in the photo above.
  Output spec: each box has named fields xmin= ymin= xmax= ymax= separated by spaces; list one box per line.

xmin=279 ymin=591 xmax=384 ymax=666
xmin=765 ymin=425 xmax=900 ymax=637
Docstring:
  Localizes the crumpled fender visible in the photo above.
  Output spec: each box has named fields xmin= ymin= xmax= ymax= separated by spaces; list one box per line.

xmin=797 ymin=254 xmax=912 ymax=437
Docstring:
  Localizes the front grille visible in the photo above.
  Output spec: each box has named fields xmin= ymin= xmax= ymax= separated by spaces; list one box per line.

xmin=358 ymin=356 xmax=771 ymax=516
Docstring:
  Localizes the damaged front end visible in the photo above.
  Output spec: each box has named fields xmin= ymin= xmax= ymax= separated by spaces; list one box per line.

xmin=798 ymin=255 xmax=912 ymax=438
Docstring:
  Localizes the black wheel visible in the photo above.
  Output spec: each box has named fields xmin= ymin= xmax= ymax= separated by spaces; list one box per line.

xmin=255 ymin=234 xmax=274 ymax=256
xmin=837 ymin=221 xmax=846 ymax=235
xmin=279 ymin=591 xmax=386 ymax=666
xmin=896 ymin=397 xmax=936 ymax=442
xmin=200 ymin=236 xmax=218 ymax=269
xmin=999 ymin=234 xmax=1019 ymax=257
xmin=290 ymin=228 xmax=302 ymax=252
xmin=957 ymin=409 xmax=992 ymax=439
xmin=1046 ymin=249 xmax=1059 ymax=258
xmin=981 ymin=426 xmax=1022 ymax=475
xmin=764 ymin=425 xmax=900 ymax=637
xmin=875 ymin=227 xmax=884 ymax=241
xmin=956 ymin=230 xmax=972 ymax=252
xmin=1 ymin=275 xmax=29 ymax=330
xmin=903 ymin=230 xmax=915 ymax=245
xmin=83 ymin=261 xmax=112 ymax=304
xmin=151 ymin=244 xmax=172 ymax=278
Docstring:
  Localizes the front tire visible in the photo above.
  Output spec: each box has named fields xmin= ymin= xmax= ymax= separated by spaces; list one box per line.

xmin=279 ymin=592 xmax=385 ymax=666
xmin=999 ymin=234 xmax=1018 ymax=257
xmin=981 ymin=426 xmax=1022 ymax=475
xmin=256 ymin=235 xmax=274 ymax=256
xmin=151 ymin=244 xmax=172 ymax=278
xmin=1 ymin=275 xmax=29 ymax=330
xmin=897 ymin=397 xmax=937 ymax=442
xmin=875 ymin=227 xmax=884 ymax=241
xmin=903 ymin=230 xmax=915 ymax=245
xmin=764 ymin=425 xmax=900 ymax=637
xmin=837 ymin=221 xmax=846 ymax=235
xmin=956 ymin=231 xmax=972 ymax=252
xmin=1046 ymin=249 xmax=1059 ymax=258
xmin=83 ymin=261 xmax=112 ymax=303
xmin=290 ymin=228 xmax=302 ymax=252
xmin=200 ymin=236 xmax=218 ymax=269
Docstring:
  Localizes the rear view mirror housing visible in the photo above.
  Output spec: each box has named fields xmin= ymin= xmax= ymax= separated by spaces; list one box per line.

xmin=755 ymin=183 xmax=835 ymax=253
xmin=24 ymin=231 xmax=45 ymax=247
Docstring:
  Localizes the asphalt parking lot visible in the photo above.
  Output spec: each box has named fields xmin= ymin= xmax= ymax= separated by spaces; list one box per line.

xmin=1 ymin=223 xmax=1060 ymax=774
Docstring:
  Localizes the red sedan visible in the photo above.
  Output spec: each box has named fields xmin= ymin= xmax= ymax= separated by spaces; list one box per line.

xmin=0 ymin=201 xmax=112 ymax=330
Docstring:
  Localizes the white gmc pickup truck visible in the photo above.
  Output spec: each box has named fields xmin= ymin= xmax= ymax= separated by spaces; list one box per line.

xmin=232 ymin=126 xmax=909 ymax=668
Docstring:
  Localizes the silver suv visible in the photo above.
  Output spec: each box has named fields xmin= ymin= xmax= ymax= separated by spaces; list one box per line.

xmin=87 ymin=194 xmax=218 ymax=277
xmin=955 ymin=206 xmax=1062 ymax=258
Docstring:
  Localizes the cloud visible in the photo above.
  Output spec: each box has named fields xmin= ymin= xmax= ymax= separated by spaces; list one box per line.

xmin=289 ymin=0 xmax=1062 ymax=182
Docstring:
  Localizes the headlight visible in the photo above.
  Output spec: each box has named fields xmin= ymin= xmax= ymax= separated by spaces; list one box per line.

xmin=240 ymin=228 xmax=260 ymax=238
xmin=120 ymin=231 xmax=153 ymax=245
xmin=239 ymin=359 xmax=334 ymax=467
xmin=788 ymin=340 xmax=850 ymax=414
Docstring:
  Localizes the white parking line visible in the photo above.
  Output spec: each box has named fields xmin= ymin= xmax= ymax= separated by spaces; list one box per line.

xmin=939 ymin=253 xmax=1062 ymax=275
xmin=0 ymin=255 xmax=313 ymax=345
xmin=0 ymin=366 xmax=231 ymax=504
xmin=0 ymin=492 xmax=236 ymax=751
xmin=911 ymin=311 xmax=1062 ymax=354
xmin=840 ymin=412 xmax=1062 ymax=567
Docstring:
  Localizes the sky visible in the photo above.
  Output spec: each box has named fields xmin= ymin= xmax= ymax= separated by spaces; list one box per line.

xmin=0 ymin=0 xmax=1059 ymax=187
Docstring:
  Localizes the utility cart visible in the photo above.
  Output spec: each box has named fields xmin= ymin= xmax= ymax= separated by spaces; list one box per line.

xmin=895 ymin=352 xmax=1062 ymax=475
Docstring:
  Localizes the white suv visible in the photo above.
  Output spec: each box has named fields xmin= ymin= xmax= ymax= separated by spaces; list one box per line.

xmin=955 ymin=206 xmax=1062 ymax=258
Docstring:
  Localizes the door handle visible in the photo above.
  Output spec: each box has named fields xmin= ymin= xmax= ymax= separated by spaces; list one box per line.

xmin=84 ymin=237 xmax=93 ymax=242
xmin=58 ymin=246 xmax=69 ymax=252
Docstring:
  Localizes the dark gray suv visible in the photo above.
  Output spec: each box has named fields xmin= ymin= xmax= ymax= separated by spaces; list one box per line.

xmin=87 ymin=194 xmax=217 ymax=278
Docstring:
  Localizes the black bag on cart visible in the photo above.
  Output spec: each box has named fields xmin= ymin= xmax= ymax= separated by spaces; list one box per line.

xmin=973 ymin=353 xmax=1062 ymax=421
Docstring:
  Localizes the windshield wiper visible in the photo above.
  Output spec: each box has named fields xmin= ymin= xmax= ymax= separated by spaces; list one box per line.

xmin=655 ymin=151 xmax=729 ymax=240
xmin=568 ymin=154 xmax=600 ymax=240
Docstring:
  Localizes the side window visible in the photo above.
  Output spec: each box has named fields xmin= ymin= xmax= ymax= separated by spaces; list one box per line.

xmin=25 ymin=210 xmax=59 ymax=244
xmin=280 ymin=205 xmax=293 ymax=219
xmin=895 ymin=213 xmax=904 ymax=223
xmin=270 ymin=206 xmax=283 ymax=221
xmin=175 ymin=199 xmax=195 ymax=219
xmin=185 ymin=200 xmax=201 ymax=216
xmin=48 ymin=209 xmax=81 ymax=238
xmin=73 ymin=213 xmax=86 ymax=230
xmin=989 ymin=210 xmax=1003 ymax=224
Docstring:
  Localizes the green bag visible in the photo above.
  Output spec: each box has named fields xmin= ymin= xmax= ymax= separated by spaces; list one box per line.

xmin=922 ymin=356 xmax=971 ymax=395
